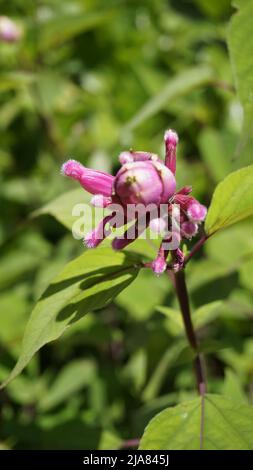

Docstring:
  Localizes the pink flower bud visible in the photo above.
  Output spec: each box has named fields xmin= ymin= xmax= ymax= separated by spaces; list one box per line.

xmin=151 ymin=253 xmax=167 ymax=275
xmin=60 ymin=127 xmax=207 ymax=275
xmin=164 ymin=129 xmax=178 ymax=174
xmin=181 ymin=221 xmax=198 ymax=239
xmin=171 ymin=248 xmax=185 ymax=272
xmin=144 ymin=240 xmax=169 ymax=275
xmin=61 ymin=159 xmax=114 ymax=197
xmin=114 ymin=160 xmax=176 ymax=206
xmin=90 ymin=194 xmax=112 ymax=208
xmin=187 ymin=201 xmax=207 ymax=223
xmin=149 ymin=217 xmax=167 ymax=234
xmin=0 ymin=16 xmax=22 ymax=43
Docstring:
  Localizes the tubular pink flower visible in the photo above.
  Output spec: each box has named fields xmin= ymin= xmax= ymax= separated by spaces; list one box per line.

xmin=164 ymin=129 xmax=178 ymax=174
xmin=114 ymin=160 xmax=176 ymax=206
xmin=61 ymin=159 xmax=114 ymax=197
xmin=84 ymin=215 xmax=113 ymax=248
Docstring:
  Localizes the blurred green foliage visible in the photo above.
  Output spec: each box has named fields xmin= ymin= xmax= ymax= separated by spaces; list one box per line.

xmin=1 ymin=0 xmax=253 ymax=450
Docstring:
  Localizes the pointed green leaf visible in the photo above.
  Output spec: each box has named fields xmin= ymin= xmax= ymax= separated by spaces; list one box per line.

xmin=205 ymin=165 xmax=253 ymax=235
xmin=33 ymin=188 xmax=93 ymax=232
xmin=1 ymin=248 xmax=140 ymax=388
xmin=140 ymin=394 xmax=253 ymax=450
xmin=38 ymin=11 xmax=115 ymax=52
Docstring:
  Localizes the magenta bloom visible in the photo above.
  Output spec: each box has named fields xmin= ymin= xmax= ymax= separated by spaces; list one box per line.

xmin=0 ymin=16 xmax=22 ymax=43
xmin=61 ymin=129 xmax=207 ymax=274
xmin=114 ymin=160 xmax=176 ymax=206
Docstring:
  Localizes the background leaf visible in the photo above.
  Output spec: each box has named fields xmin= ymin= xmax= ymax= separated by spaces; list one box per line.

xmin=38 ymin=359 xmax=96 ymax=411
xmin=122 ymin=67 xmax=213 ymax=132
xmin=38 ymin=11 xmax=115 ymax=52
xmin=228 ymin=0 xmax=253 ymax=136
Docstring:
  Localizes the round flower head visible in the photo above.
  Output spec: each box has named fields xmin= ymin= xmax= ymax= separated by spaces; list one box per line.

xmin=114 ymin=160 xmax=176 ymax=206
xmin=61 ymin=129 xmax=207 ymax=274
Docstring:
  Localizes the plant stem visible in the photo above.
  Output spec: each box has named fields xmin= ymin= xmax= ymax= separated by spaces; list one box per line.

xmin=184 ymin=233 xmax=208 ymax=266
xmin=173 ymin=269 xmax=206 ymax=396
xmin=120 ymin=438 xmax=140 ymax=449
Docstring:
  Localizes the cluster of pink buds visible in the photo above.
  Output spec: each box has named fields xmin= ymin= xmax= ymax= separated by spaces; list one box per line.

xmin=0 ymin=16 xmax=22 ymax=43
xmin=61 ymin=129 xmax=207 ymax=275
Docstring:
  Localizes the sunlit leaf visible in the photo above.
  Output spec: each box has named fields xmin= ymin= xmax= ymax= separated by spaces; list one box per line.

xmin=205 ymin=165 xmax=253 ymax=235
xmin=140 ymin=394 xmax=253 ymax=450
xmin=1 ymin=248 xmax=140 ymax=388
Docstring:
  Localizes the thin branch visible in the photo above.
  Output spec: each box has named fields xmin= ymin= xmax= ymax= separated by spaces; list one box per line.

xmin=172 ymin=269 xmax=206 ymax=449
xmin=120 ymin=438 xmax=140 ymax=449
xmin=173 ymin=270 xmax=206 ymax=396
xmin=184 ymin=233 xmax=208 ymax=266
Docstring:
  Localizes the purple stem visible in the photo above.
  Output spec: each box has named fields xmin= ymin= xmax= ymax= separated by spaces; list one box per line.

xmin=184 ymin=233 xmax=208 ymax=266
xmin=173 ymin=269 xmax=206 ymax=396
xmin=120 ymin=438 xmax=140 ymax=449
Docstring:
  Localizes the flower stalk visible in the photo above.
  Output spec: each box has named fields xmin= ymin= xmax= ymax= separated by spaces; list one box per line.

xmin=173 ymin=269 xmax=206 ymax=396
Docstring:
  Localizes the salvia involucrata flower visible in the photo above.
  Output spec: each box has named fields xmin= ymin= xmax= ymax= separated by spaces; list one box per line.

xmin=61 ymin=130 xmax=207 ymax=275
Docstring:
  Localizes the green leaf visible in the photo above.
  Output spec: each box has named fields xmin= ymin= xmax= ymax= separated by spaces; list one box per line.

xmin=139 ymin=394 xmax=253 ymax=450
xmin=122 ymin=349 xmax=147 ymax=394
xmin=0 ymin=289 xmax=29 ymax=357
xmin=192 ymin=301 xmax=223 ymax=329
xmin=98 ymin=430 xmax=122 ymax=450
xmin=221 ymin=369 xmax=248 ymax=404
xmin=239 ymin=258 xmax=253 ymax=291
xmin=38 ymin=11 xmax=114 ymax=52
xmin=33 ymin=188 xmax=93 ymax=232
xmin=122 ymin=66 xmax=213 ymax=132
xmin=116 ymin=269 xmax=169 ymax=320
xmin=195 ymin=0 xmax=231 ymax=19
xmin=1 ymin=248 xmax=140 ymax=388
xmin=198 ymin=128 xmax=235 ymax=182
xmin=205 ymin=165 xmax=253 ymax=235
xmin=142 ymin=342 xmax=188 ymax=402
xmin=0 ymin=72 xmax=35 ymax=92
xmin=228 ymin=1 xmax=253 ymax=135
xmin=157 ymin=301 xmax=223 ymax=335
xmin=38 ymin=359 xmax=96 ymax=411
xmin=205 ymin=219 xmax=253 ymax=266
